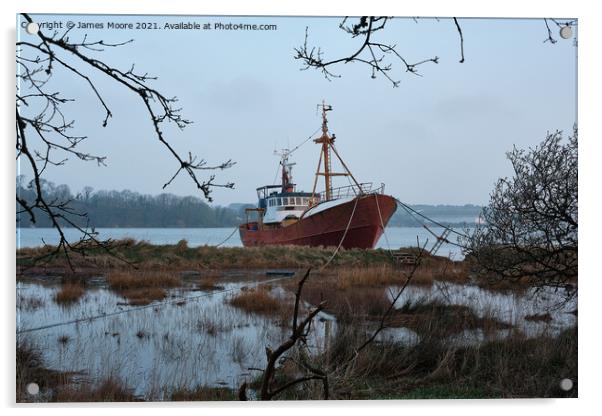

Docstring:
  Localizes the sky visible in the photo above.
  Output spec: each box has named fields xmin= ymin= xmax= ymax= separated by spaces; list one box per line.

xmin=17 ymin=14 xmax=577 ymax=206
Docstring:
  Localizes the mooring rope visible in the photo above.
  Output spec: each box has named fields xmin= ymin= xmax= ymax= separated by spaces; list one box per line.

xmin=394 ymin=198 xmax=471 ymax=239
xmin=319 ymin=196 xmax=360 ymax=271
xmin=215 ymin=226 xmax=239 ymax=248
xmin=374 ymin=193 xmax=395 ymax=259
xmin=393 ymin=198 xmax=471 ymax=251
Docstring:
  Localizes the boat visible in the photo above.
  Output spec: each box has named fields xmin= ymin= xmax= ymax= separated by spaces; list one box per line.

xmin=239 ymin=102 xmax=398 ymax=250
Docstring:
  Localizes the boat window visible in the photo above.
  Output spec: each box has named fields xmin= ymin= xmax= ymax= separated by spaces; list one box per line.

xmin=296 ymin=197 xmax=301 ymax=205
xmin=277 ymin=197 xmax=282 ymax=206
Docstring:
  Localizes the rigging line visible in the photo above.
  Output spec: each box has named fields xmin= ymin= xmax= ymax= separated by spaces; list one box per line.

xmin=319 ymin=196 xmax=360 ymax=271
xmin=289 ymin=127 xmax=322 ymax=155
xmin=374 ymin=194 xmax=394 ymax=258
xmin=394 ymin=198 xmax=471 ymax=239
xmin=395 ymin=201 xmax=470 ymax=251
xmin=397 ymin=200 xmax=429 ymax=228
xmin=16 ymin=274 xmax=295 ymax=335
xmin=215 ymin=227 xmax=239 ymax=248
xmin=272 ymin=161 xmax=281 ymax=185
xmin=272 ymin=126 xmax=320 ymax=185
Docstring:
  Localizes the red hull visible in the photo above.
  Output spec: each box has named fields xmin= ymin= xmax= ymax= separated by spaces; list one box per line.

xmin=239 ymin=194 xmax=397 ymax=249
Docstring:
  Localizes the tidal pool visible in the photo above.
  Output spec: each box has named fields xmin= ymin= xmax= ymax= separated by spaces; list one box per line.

xmin=16 ymin=274 xmax=576 ymax=399
xmin=17 ymin=276 xmax=335 ymax=399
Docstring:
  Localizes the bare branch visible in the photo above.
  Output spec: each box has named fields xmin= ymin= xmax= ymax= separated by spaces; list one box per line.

xmin=246 ymin=269 xmax=328 ymax=400
xmin=453 ymin=18 xmax=465 ymax=63
xmin=294 ymin=17 xmax=442 ymax=87
xmin=16 ymin=12 xmax=235 ymax=267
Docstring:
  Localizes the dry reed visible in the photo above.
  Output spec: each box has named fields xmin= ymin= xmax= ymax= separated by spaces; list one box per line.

xmin=107 ymin=270 xmax=180 ymax=290
xmin=54 ymin=283 xmax=85 ymax=305
xmin=170 ymin=386 xmax=235 ymax=401
xmin=228 ymin=288 xmax=285 ymax=315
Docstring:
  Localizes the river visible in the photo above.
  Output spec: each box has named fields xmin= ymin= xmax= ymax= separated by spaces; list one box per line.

xmin=17 ymin=226 xmax=470 ymax=259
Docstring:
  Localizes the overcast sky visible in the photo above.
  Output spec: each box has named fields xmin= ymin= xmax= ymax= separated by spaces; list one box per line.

xmin=17 ymin=14 xmax=576 ymax=206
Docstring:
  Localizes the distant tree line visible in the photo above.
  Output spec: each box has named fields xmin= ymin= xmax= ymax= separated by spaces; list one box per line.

xmin=16 ymin=178 xmax=242 ymax=228
xmin=16 ymin=177 xmax=481 ymax=229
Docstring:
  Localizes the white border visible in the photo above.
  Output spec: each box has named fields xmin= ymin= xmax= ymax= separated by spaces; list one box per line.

xmin=3 ymin=1 xmax=600 ymax=415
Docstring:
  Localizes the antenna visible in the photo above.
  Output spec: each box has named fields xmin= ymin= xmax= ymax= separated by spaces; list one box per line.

xmin=274 ymin=148 xmax=296 ymax=189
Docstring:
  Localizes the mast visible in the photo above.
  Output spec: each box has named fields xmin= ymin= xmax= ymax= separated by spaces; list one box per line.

xmin=274 ymin=148 xmax=296 ymax=193
xmin=314 ymin=101 xmax=333 ymax=200
xmin=312 ymin=101 xmax=362 ymax=201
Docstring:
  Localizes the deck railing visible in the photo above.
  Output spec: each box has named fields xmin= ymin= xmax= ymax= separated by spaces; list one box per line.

xmin=316 ymin=182 xmax=384 ymax=202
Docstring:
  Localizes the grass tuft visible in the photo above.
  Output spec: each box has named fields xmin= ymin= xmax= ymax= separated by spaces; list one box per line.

xmin=170 ymin=386 xmax=235 ymax=401
xmin=107 ymin=270 xmax=180 ymax=290
xmin=229 ymin=288 xmax=285 ymax=315
xmin=54 ymin=283 xmax=85 ymax=305
xmin=54 ymin=378 xmax=137 ymax=402
xmin=107 ymin=270 xmax=179 ymax=305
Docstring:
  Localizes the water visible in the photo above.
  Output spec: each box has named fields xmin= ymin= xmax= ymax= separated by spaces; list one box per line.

xmin=17 ymin=275 xmax=575 ymax=399
xmin=17 ymin=277 xmax=335 ymax=399
xmin=17 ymin=226 xmax=469 ymax=259
xmin=390 ymin=282 xmax=576 ymax=340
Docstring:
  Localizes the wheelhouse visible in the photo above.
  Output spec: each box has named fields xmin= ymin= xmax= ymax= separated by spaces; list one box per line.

xmin=255 ymin=185 xmax=318 ymax=225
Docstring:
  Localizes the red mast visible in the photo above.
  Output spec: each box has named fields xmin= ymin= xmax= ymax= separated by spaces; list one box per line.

xmin=312 ymin=101 xmax=361 ymax=201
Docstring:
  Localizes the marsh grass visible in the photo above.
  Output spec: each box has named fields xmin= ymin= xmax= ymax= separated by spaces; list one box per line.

xmin=525 ymin=312 xmax=553 ymax=322
xmin=53 ymin=283 xmax=85 ymax=305
xmin=16 ymin=341 xmax=74 ymax=402
xmin=195 ymin=277 xmax=225 ymax=291
xmin=388 ymin=299 xmax=513 ymax=337
xmin=334 ymin=266 xmax=403 ymax=288
xmin=300 ymin=276 xmax=513 ymax=337
xmin=302 ymin=284 xmax=389 ymax=322
xmin=17 ymin=339 xmax=138 ymax=402
xmin=16 ymin=269 xmax=576 ymax=402
xmin=196 ymin=316 xmax=231 ymax=336
xmin=107 ymin=270 xmax=180 ymax=290
xmin=17 ymin=240 xmax=486 ymax=294
xmin=18 ymin=295 xmax=45 ymax=310
xmin=54 ymin=378 xmax=137 ymax=402
xmin=276 ymin=323 xmax=577 ymax=400
xmin=228 ymin=288 xmax=287 ymax=316
xmin=16 ymin=240 xmax=575 ymax=401
xmin=170 ymin=386 xmax=235 ymax=401
xmin=118 ymin=287 xmax=167 ymax=306
xmin=107 ymin=270 xmax=180 ymax=305
xmin=17 ymin=239 xmax=398 ymax=272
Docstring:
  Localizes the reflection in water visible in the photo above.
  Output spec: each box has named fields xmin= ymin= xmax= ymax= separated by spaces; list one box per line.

xmin=17 ymin=279 xmax=334 ymax=399
xmin=16 ymin=277 xmax=575 ymax=399
xmin=390 ymin=281 xmax=576 ymax=338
